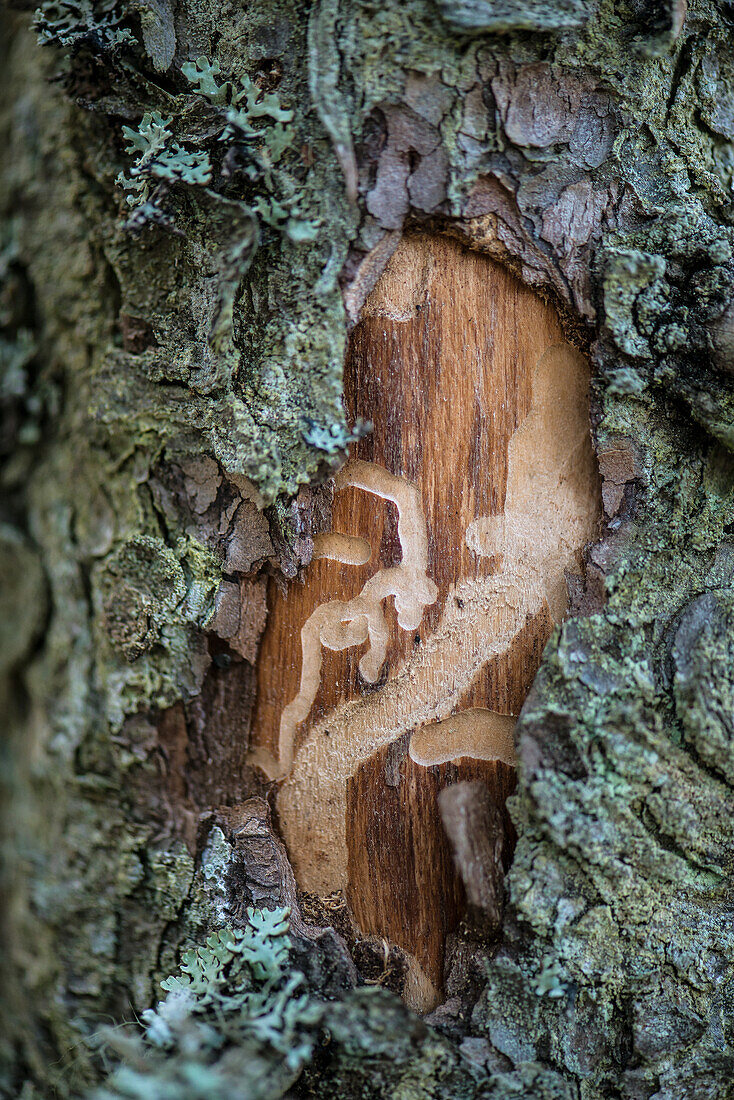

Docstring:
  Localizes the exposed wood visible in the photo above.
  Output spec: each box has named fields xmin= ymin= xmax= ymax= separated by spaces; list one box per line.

xmin=345 ymin=752 xmax=515 ymax=1010
xmin=248 ymin=233 xmax=601 ymax=1006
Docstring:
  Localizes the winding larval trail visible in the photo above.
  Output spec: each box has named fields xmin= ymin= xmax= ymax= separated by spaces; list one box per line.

xmin=273 ymin=343 xmax=599 ymax=891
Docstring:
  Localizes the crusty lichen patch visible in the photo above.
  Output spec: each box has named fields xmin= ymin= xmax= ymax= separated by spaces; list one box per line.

xmin=3 ymin=0 xmax=734 ymax=1096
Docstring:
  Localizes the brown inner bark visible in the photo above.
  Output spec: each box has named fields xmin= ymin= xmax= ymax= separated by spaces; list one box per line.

xmin=249 ymin=234 xmax=600 ymax=1003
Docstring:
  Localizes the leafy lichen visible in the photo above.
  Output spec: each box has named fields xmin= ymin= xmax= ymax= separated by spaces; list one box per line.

xmin=34 ymin=0 xmax=134 ymax=51
xmin=93 ymin=908 xmax=324 ymax=1100
xmin=91 ymin=903 xmax=518 ymax=1100
xmin=117 ymin=112 xmax=212 ymax=208
xmin=4 ymin=1 xmax=734 ymax=1098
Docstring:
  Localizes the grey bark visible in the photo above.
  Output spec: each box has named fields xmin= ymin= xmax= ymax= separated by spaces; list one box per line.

xmin=2 ymin=1 xmax=734 ymax=1098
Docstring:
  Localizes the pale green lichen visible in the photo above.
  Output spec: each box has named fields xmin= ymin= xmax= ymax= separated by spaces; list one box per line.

xmin=92 ymin=909 xmax=323 ymax=1100
xmin=5 ymin=2 xmax=734 ymax=1098
xmin=188 ymin=55 xmax=320 ymax=244
xmin=34 ymin=0 xmax=134 ymax=50
xmin=183 ymin=59 xmax=295 ymax=134
xmin=181 ymin=56 xmax=231 ymax=105
xmin=91 ymin=904 xmax=506 ymax=1100
xmin=117 ymin=112 xmax=212 ymax=207
xmin=117 ymin=55 xmax=319 ymax=244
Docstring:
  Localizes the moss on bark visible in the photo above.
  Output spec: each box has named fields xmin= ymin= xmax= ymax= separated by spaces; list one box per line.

xmin=2 ymin=0 xmax=734 ymax=1097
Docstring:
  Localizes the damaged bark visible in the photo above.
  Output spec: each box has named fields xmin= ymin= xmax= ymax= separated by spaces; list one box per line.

xmin=2 ymin=0 xmax=734 ymax=1098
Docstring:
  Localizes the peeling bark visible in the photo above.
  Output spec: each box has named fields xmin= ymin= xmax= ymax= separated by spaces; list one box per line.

xmin=2 ymin=1 xmax=734 ymax=1097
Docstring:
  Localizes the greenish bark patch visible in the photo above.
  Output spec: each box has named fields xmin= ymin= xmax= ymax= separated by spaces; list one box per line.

xmin=3 ymin=1 xmax=734 ymax=1097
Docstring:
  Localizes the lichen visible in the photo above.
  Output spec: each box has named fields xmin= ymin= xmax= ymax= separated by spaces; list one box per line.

xmin=91 ymin=904 xmax=503 ymax=1100
xmin=92 ymin=908 xmax=323 ymax=1100
xmin=116 ymin=111 xmax=212 ymax=208
xmin=34 ymin=0 xmax=135 ymax=51
xmin=4 ymin=0 xmax=734 ymax=1097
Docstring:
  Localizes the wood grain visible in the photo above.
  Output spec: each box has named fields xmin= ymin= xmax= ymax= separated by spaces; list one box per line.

xmin=248 ymin=233 xmax=600 ymax=1006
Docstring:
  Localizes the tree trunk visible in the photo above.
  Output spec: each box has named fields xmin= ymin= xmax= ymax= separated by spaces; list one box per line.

xmin=2 ymin=1 xmax=734 ymax=1098
xmin=252 ymin=232 xmax=600 ymax=1009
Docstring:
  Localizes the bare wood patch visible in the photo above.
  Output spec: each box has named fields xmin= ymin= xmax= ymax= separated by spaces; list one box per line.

xmin=248 ymin=233 xmax=601 ymax=1004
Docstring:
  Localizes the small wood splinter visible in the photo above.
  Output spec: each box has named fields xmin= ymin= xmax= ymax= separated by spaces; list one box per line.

xmin=438 ymin=780 xmax=506 ymax=936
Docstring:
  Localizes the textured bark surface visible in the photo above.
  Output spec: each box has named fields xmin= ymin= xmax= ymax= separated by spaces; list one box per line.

xmin=2 ymin=1 xmax=734 ymax=1098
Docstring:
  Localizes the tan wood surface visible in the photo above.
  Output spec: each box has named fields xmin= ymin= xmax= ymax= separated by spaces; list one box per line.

xmin=248 ymin=234 xmax=600 ymax=1006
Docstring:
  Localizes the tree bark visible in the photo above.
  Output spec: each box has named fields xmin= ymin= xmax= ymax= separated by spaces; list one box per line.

xmin=2 ymin=1 xmax=734 ymax=1098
